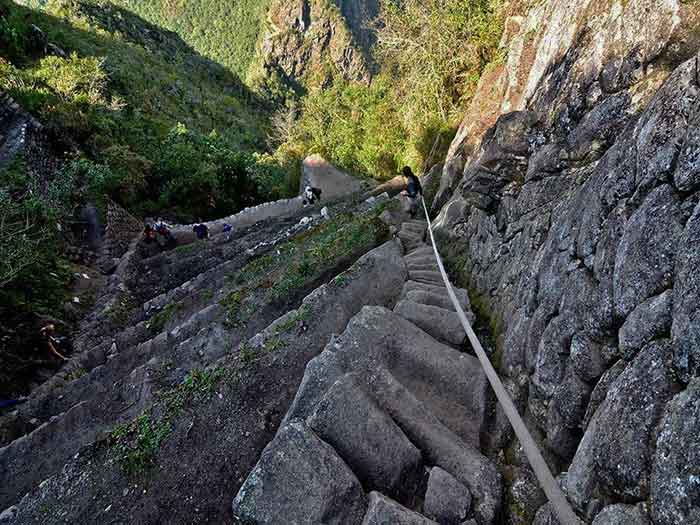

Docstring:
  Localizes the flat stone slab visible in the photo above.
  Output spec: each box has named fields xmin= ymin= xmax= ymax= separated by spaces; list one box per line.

xmin=407 ymin=262 xmax=439 ymax=273
xmin=401 ymin=281 xmax=471 ymax=313
xmin=308 ymin=373 xmax=423 ymax=498
xmin=301 ymin=154 xmax=364 ymax=199
xmin=406 ymin=290 xmax=458 ymax=312
xmin=262 ymin=306 xmax=497 ymax=523
xmin=363 ymin=492 xmax=436 ymax=525
xmin=394 ymin=300 xmax=467 ymax=347
xmin=409 ymin=270 xmax=444 ymax=285
xmin=404 ymin=254 xmax=438 ymax=265
xmin=232 ymin=421 xmax=366 ymax=524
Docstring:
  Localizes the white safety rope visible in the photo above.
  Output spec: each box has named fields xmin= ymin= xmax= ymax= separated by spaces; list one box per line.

xmin=420 ymin=196 xmax=581 ymax=525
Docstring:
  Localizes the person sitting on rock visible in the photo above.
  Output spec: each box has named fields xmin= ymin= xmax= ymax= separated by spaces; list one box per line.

xmin=303 ymin=186 xmax=322 ymax=206
xmin=401 ymin=166 xmax=423 ymax=218
xmin=193 ymin=223 xmax=209 ymax=241
xmin=143 ymin=223 xmax=157 ymax=244
xmin=40 ymin=323 xmax=69 ymax=361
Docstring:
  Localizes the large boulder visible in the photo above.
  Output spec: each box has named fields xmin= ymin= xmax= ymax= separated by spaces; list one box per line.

xmin=307 ymin=373 xmax=423 ymax=499
xmin=618 ymin=290 xmax=672 ymax=359
xmin=301 ymin=155 xmax=365 ymax=200
xmin=650 ymin=378 xmax=700 ymax=525
xmin=231 ymin=421 xmax=367 ymax=524
xmin=423 ymin=467 xmax=472 ymax=525
xmin=672 ymin=200 xmax=700 ymax=382
xmin=592 ymin=504 xmax=650 ymax=524
xmin=567 ymin=341 xmax=676 ymax=508
xmin=613 ymin=185 xmax=683 ymax=320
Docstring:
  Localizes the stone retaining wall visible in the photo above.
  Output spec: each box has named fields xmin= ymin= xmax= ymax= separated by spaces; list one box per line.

xmin=172 ymin=196 xmax=304 ymax=244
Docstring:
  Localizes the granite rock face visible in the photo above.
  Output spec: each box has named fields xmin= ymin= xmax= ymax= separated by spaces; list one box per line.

xmin=255 ymin=0 xmax=373 ymax=95
xmin=650 ymin=379 xmax=700 ymax=525
xmin=432 ymin=0 xmax=700 ymax=522
xmin=231 ymin=421 xmax=367 ymax=524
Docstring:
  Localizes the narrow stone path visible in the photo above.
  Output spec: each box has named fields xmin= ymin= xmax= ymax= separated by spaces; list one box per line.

xmin=232 ymin=219 xmax=503 ymax=524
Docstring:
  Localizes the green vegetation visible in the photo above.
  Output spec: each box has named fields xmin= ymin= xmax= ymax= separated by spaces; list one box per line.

xmin=277 ymin=0 xmax=504 ymax=179
xmin=222 ymin=209 xmax=388 ymax=328
xmin=163 ymin=367 xmax=226 ymax=414
xmin=0 ymin=0 xmax=296 ymax=219
xmin=148 ymin=302 xmax=182 ymax=334
xmin=238 ymin=340 xmax=257 ymax=365
xmin=111 ymin=367 xmax=227 ymax=474
xmin=0 ymin=155 xmax=73 ymax=294
xmin=111 ymin=413 xmax=171 ymax=474
xmin=106 ymin=290 xmax=136 ymax=327
xmin=200 ymin=288 xmax=214 ymax=302
xmin=0 ymin=0 xmax=297 ymax=380
xmin=108 ymin=0 xmax=272 ymax=79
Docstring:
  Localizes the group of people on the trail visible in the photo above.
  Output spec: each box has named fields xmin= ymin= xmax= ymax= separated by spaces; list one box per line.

xmin=143 ymin=219 xmax=177 ymax=250
xmin=139 ymin=168 xmax=420 ymax=251
xmin=143 ymin=219 xmax=235 ymax=248
xmin=401 ymin=166 xmax=423 ymax=218
xmin=303 ymin=185 xmax=322 ymax=206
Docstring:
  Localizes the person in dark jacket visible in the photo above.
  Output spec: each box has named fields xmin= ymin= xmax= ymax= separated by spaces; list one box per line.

xmin=402 ymin=166 xmax=423 ymax=218
xmin=193 ymin=223 xmax=209 ymax=240
xmin=303 ymin=186 xmax=322 ymax=206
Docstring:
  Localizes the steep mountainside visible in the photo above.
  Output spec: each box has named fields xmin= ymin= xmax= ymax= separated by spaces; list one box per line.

xmin=3 ymin=1 xmax=700 ymax=524
xmin=106 ymin=0 xmax=272 ymax=79
xmin=101 ymin=0 xmax=379 ymax=99
xmin=250 ymin=0 xmax=377 ymax=99
xmin=0 ymin=0 xmax=277 ymax=401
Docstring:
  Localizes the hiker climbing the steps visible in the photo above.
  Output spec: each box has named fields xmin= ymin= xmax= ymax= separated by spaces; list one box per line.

xmin=303 ymin=186 xmax=322 ymax=206
xmin=223 ymin=223 xmax=233 ymax=241
xmin=193 ymin=223 xmax=209 ymax=241
xmin=401 ymin=166 xmax=423 ymax=218
xmin=40 ymin=323 xmax=69 ymax=361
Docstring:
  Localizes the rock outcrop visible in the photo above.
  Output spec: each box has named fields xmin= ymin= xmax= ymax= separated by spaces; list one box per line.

xmin=4 ymin=1 xmax=700 ymax=524
xmin=252 ymin=0 xmax=374 ymax=95
xmin=433 ymin=0 xmax=700 ymax=522
xmin=233 ymin=220 xmax=502 ymax=524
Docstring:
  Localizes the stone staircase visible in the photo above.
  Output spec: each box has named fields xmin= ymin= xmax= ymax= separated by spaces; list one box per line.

xmin=232 ymin=219 xmax=503 ymax=524
xmin=0 ymin=207 xmax=347 ymax=510
xmin=0 ymin=203 xmax=506 ymax=523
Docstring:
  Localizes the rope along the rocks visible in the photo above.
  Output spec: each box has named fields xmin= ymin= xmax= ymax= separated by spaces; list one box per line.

xmin=420 ymin=197 xmax=581 ymax=525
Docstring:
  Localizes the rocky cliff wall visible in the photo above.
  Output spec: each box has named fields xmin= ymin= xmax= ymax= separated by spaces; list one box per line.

xmin=433 ymin=0 xmax=700 ymax=522
xmin=253 ymin=0 xmax=374 ymax=94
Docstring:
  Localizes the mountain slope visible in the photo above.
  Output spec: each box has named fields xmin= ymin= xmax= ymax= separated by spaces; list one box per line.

xmin=106 ymin=0 xmax=272 ymax=79
xmin=0 ymin=0 xmax=281 ymax=400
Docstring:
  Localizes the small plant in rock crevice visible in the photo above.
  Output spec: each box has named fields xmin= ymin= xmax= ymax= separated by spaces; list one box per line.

xmin=110 ymin=367 xmax=229 ymax=474
xmin=162 ymin=367 xmax=227 ymax=415
xmin=148 ymin=302 xmax=182 ymax=334
xmin=110 ymin=413 xmax=171 ymax=475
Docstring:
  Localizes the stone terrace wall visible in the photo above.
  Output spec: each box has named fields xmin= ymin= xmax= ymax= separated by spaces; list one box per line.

xmin=172 ymin=196 xmax=305 ymax=244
